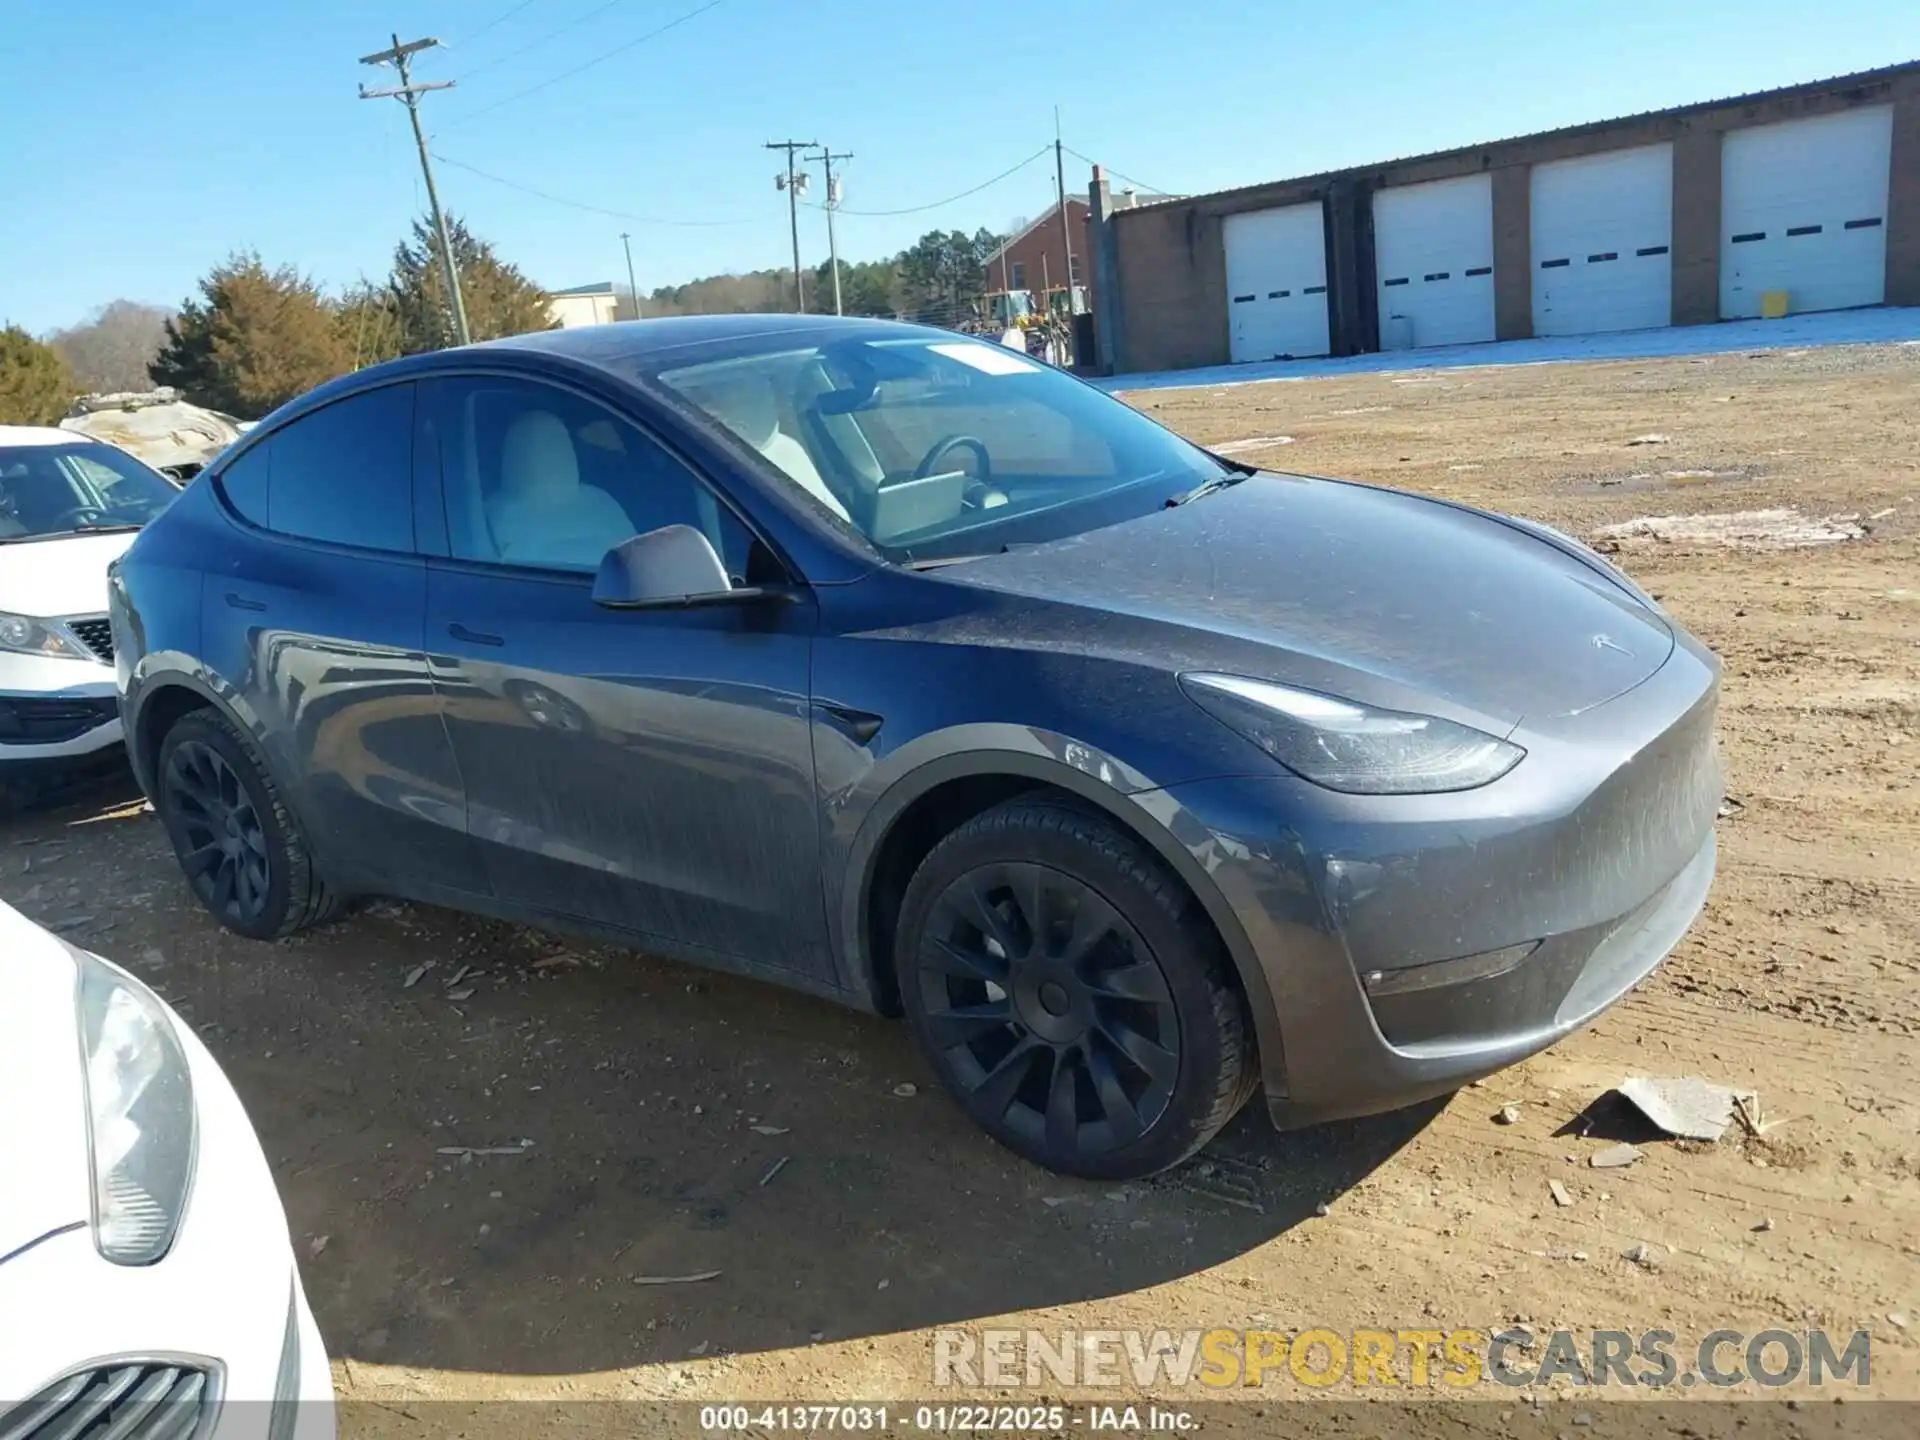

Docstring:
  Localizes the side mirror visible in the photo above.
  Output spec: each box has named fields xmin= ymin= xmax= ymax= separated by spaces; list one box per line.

xmin=591 ymin=524 xmax=786 ymax=611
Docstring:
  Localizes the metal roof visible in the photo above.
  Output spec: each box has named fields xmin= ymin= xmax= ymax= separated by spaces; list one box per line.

xmin=1145 ymin=58 xmax=1920 ymax=212
xmin=547 ymin=281 xmax=617 ymax=297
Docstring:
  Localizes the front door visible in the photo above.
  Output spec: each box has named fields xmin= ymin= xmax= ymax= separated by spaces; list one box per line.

xmin=418 ymin=375 xmax=832 ymax=980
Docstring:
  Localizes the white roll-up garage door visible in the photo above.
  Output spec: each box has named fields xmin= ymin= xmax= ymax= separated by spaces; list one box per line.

xmin=1224 ymin=203 xmax=1331 ymax=362
xmin=1373 ymin=174 xmax=1496 ymax=349
xmin=1720 ymin=106 xmax=1893 ymax=319
xmin=1530 ymin=144 xmax=1673 ymax=336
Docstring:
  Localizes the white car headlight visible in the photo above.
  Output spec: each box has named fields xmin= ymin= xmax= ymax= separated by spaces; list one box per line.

xmin=1181 ymin=673 xmax=1525 ymax=795
xmin=74 ymin=949 xmax=197 ymax=1264
xmin=0 ymin=610 xmax=93 ymax=661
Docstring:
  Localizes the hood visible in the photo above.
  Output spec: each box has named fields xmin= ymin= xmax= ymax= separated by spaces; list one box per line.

xmin=955 ymin=474 xmax=1673 ymax=729
xmin=0 ymin=902 xmax=91 ymax=1265
xmin=0 ymin=530 xmax=138 ymax=618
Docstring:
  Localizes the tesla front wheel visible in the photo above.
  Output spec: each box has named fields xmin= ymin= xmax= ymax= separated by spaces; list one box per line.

xmin=897 ymin=797 xmax=1253 ymax=1179
xmin=154 ymin=710 xmax=338 ymax=940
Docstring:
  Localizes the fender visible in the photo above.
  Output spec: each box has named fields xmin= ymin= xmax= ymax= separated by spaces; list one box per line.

xmin=833 ymin=734 xmax=1288 ymax=1097
xmin=121 ymin=652 xmax=274 ymax=797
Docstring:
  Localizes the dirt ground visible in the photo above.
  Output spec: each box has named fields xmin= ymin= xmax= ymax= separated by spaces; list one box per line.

xmin=5 ymin=340 xmax=1917 ymax=1429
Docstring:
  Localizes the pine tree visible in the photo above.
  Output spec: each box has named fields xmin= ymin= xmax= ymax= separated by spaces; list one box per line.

xmin=150 ymin=253 xmax=350 ymax=417
xmin=0 ymin=325 xmax=75 ymax=425
xmin=386 ymin=215 xmax=556 ymax=354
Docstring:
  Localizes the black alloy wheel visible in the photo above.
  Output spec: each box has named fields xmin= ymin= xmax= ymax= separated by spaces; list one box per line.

xmin=152 ymin=708 xmax=339 ymax=940
xmin=164 ymin=739 xmax=272 ymax=927
xmin=898 ymin=798 xmax=1254 ymax=1179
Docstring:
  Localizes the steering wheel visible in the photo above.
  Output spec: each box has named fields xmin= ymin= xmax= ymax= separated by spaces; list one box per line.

xmin=914 ymin=434 xmax=999 ymax=508
xmin=51 ymin=505 xmax=111 ymax=529
xmin=915 ymin=434 xmax=991 ymax=483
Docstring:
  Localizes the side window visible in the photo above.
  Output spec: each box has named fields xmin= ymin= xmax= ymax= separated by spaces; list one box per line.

xmin=217 ymin=444 xmax=270 ymax=528
xmin=267 ymin=384 xmax=416 ymax=552
xmin=425 ymin=377 xmax=755 ymax=578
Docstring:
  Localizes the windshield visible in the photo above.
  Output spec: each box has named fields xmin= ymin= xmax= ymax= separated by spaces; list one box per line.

xmin=652 ymin=333 xmax=1231 ymax=562
xmin=0 ymin=440 xmax=179 ymax=542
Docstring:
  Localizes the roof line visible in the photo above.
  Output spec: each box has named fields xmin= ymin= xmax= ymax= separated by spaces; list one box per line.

xmin=985 ymin=196 xmax=1090 ymax=263
xmin=1144 ymin=57 xmax=1920 ymax=212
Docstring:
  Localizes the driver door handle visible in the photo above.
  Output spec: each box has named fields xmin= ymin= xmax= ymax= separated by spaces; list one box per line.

xmin=448 ymin=622 xmax=503 ymax=647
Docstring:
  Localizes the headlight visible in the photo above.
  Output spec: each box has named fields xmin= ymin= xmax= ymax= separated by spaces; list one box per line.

xmin=0 ymin=610 xmax=93 ymax=661
xmin=1180 ymin=673 xmax=1525 ymax=794
xmin=74 ymin=948 xmax=197 ymax=1264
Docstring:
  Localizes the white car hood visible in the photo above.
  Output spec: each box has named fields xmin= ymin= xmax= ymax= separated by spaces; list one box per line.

xmin=0 ymin=531 xmax=137 ymax=618
xmin=0 ymin=902 xmax=92 ymax=1265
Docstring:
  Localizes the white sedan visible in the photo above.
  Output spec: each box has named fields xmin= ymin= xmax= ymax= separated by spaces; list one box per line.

xmin=1 ymin=425 xmax=181 ymax=806
xmin=0 ymin=900 xmax=334 ymax=1438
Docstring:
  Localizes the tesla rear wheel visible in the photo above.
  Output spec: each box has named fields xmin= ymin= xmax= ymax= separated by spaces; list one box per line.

xmin=897 ymin=797 xmax=1253 ymax=1179
xmin=154 ymin=710 xmax=338 ymax=940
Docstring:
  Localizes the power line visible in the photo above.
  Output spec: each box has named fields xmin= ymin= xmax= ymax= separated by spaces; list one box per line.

xmin=436 ymin=0 xmax=729 ymax=131
xmin=822 ymin=146 xmax=1052 ymax=217
xmin=455 ymin=0 xmax=633 ymax=80
xmin=1062 ymin=146 xmax=1169 ymax=199
xmin=767 ymin=139 xmax=817 ymax=312
xmin=450 ymin=0 xmax=545 ymax=53
xmin=432 ymin=151 xmax=757 ymax=226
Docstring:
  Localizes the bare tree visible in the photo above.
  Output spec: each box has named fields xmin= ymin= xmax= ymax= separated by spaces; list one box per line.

xmin=48 ymin=301 xmax=174 ymax=394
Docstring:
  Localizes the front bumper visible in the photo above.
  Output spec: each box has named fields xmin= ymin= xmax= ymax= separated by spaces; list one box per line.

xmin=1142 ymin=636 xmax=1722 ymax=1129
xmin=1 ymin=647 xmax=124 ymax=764
xmin=0 ymin=996 xmax=334 ymax=1439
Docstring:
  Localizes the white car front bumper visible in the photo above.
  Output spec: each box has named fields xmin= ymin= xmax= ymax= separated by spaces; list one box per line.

xmin=0 ymin=646 xmax=124 ymax=766
xmin=0 ymin=1003 xmax=335 ymax=1439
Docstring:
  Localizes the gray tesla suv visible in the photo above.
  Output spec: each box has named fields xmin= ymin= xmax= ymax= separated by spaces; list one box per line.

xmin=108 ymin=316 xmax=1720 ymax=1178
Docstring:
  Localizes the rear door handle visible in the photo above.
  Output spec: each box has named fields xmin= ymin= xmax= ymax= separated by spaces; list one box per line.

xmin=225 ymin=592 xmax=267 ymax=612
xmin=448 ymin=622 xmax=504 ymax=646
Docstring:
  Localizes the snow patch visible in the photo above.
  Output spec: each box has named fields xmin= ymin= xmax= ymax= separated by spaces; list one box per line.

xmin=1590 ymin=507 xmax=1865 ymax=552
xmin=1103 ymin=306 xmax=1920 ymax=396
xmin=1213 ymin=434 xmax=1295 ymax=455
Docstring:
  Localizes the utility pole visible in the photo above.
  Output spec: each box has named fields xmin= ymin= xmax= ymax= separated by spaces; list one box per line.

xmin=360 ymin=35 xmax=471 ymax=346
xmin=1053 ymin=106 xmax=1076 ymax=322
xmin=620 ymin=232 xmax=641 ymax=319
xmin=807 ymin=147 xmax=853 ymax=315
xmin=766 ymin=139 xmax=816 ymax=313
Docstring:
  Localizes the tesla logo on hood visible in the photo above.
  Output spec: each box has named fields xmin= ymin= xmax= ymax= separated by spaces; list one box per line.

xmin=1591 ymin=633 xmax=1634 ymax=657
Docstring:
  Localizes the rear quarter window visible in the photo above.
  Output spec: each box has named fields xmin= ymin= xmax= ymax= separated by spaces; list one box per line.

xmin=217 ymin=445 xmax=270 ymax=528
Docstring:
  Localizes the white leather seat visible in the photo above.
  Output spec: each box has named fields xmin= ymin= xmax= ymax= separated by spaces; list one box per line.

xmin=700 ymin=374 xmax=851 ymax=522
xmin=484 ymin=411 xmax=633 ymax=569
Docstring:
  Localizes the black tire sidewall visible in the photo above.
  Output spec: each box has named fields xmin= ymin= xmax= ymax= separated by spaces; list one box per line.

xmin=154 ymin=713 xmax=297 ymax=940
xmin=897 ymin=801 xmax=1244 ymax=1180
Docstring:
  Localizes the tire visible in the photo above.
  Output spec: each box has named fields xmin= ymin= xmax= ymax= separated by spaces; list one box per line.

xmin=152 ymin=709 xmax=339 ymax=940
xmin=896 ymin=796 xmax=1254 ymax=1179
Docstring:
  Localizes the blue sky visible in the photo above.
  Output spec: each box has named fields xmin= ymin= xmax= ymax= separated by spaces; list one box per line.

xmin=5 ymin=0 xmax=1916 ymax=334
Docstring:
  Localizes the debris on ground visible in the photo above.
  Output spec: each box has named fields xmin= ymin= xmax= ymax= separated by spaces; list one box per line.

xmin=308 ymin=1235 xmax=330 ymax=1258
xmin=1616 ymin=1075 xmax=1758 ymax=1142
xmin=631 ymin=1270 xmax=722 ymax=1286
xmin=1589 ymin=507 xmax=1864 ymax=552
xmin=1549 ymin=1179 xmax=1575 ymax=1208
xmin=444 ymin=964 xmax=470 ymax=989
xmin=892 ymin=1082 xmax=918 ymax=1098
xmin=1754 ymin=1217 xmax=1775 ymax=1233
xmin=445 ymin=987 xmax=476 ymax=1001
xmin=436 ymin=1142 xmax=534 ymax=1158
xmin=1890 ymin=1313 xmax=1910 ymax=1331
xmin=1625 ymin=433 xmax=1670 ymax=446
xmin=1495 ymin=1102 xmax=1523 ymax=1125
xmin=402 ymin=963 xmax=432 ymax=988
xmin=532 ymin=953 xmax=582 ymax=971
xmin=1623 ymin=1242 xmax=1663 ymax=1270
xmin=1717 ymin=796 xmax=1746 ymax=819
xmin=749 ymin=1124 xmax=789 ymax=1136
xmin=1590 ymin=1143 xmax=1643 ymax=1169
xmin=759 ymin=1156 xmax=790 ymax=1188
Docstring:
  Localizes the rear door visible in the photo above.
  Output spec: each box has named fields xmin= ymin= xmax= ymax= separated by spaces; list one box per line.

xmin=417 ymin=373 xmax=832 ymax=979
xmin=204 ymin=382 xmax=479 ymax=896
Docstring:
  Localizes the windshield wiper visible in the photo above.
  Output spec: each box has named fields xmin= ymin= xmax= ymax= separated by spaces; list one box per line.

xmin=1165 ymin=470 xmax=1250 ymax=508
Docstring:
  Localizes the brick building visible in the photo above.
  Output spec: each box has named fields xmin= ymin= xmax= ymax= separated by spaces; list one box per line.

xmin=984 ymin=199 xmax=1093 ymax=314
xmin=1089 ymin=61 xmax=1920 ymax=375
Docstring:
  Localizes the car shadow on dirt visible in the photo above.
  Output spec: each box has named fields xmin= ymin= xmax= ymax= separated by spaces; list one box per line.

xmin=2 ymin=784 xmax=1439 ymax=1378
